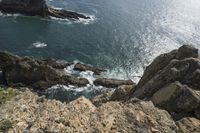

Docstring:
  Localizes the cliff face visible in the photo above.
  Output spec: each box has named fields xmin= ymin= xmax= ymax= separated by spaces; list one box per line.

xmin=0 ymin=45 xmax=200 ymax=133
xmin=0 ymin=0 xmax=90 ymax=20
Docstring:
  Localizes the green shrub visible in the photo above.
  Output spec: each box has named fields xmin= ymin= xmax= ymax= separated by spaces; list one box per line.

xmin=0 ymin=119 xmax=12 ymax=132
xmin=0 ymin=88 xmax=18 ymax=104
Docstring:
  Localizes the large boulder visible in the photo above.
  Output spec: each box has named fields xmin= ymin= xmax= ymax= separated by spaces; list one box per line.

xmin=0 ymin=89 xmax=177 ymax=133
xmin=94 ymin=78 xmax=135 ymax=88
xmin=0 ymin=0 xmax=90 ymax=20
xmin=0 ymin=51 xmax=89 ymax=89
xmin=152 ymin=82 xmax=200 ymax=118
xmin=110 ymin=85 xmax=135 ymax=101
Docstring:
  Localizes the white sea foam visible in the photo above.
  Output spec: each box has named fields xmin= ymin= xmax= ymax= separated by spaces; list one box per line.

xmin=50 ymin=14 xmax=96 ymax=25
xmin=32 ymin=41 xmax=47 ymax=48
xmin=75 ymin=15 xmax=96 ymax=25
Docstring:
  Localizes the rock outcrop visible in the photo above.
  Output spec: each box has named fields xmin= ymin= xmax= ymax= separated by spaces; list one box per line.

xmin=176 ymin=117 xmax=200 ymax=133
xmin=0 ymin=51 xmax=89 ymax=89
xmin=131 ymin=45 xmax=200 ymax=119
xmin=94 ymin=78 xmax=135 ymax=88
xmin=0 ymin=0 xmax=90 ymax=20
xmin=0 ymin=89 xmax=177 ymax=133
xmin=74 ymin=63 xmax=106 ymax=75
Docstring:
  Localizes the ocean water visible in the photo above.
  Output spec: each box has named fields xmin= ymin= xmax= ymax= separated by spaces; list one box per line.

xmin=0 ymin=0 xmax=200 ymax=101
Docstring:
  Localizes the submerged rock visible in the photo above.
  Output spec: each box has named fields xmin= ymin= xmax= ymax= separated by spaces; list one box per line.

xmin=0 ymin=51 xmax=89 ymax=89
xmin=0 ymin=0 xmax=90 ymax=20
xmin=94 ymin=78 xmax=135 ymax=88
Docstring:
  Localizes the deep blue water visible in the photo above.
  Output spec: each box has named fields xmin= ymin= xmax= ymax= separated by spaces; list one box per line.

xmin=0 ymin=0 xmax=200 ymax=101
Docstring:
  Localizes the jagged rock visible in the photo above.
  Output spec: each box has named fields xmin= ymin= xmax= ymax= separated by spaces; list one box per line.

xmin=130 ymin=45 xmax=200 ymax=119
xmin=176 ymin=117 xmax=200 ymax=133
xmin=74 ymin=63 xmax=106 ymax=75
xmin=94 ymin=78 xmax=135 ymax=88
xmin=110 ymin=85 xmax=135 ymax=101
xmin=42 ymin=58 xmax=72 ymax=69
xmin=0 ymin=89 xmax=177 ymax=133
xmin=48 ymin=7 xmax=90 ymax=20
xmin=90 ymin=99 xmax=177 ymax=133
xmin=0 ymin=51 xmax=89 ymax=89
xmin=195 ymin=107 xmax=200 ymax=119
xmin=152 ymin=81 xmax=200 ymax=114
xmin=0 ymin=0 xmax=90 ymax=20
xmin=137 ymin=49 xmax=177 ymax=88
xmin=92 ymin=91 xmax=113 ymax=107
xmin=133 ymin=45 xmax=199 ymax=99
xmin=176 ymin=45 xmax=198 ymax=60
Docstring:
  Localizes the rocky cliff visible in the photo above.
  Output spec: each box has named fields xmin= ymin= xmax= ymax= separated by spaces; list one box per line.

xmin=0 ymin=45 xmax=200 ymax=133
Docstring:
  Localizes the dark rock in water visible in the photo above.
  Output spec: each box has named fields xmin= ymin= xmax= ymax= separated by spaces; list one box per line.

xmin=74 ymin=63 xmax=106 ymax=75
xmin=0 ymin=0 xmax=90 ymax=20
xmin=48 ymin=8 xmax=90 ymax=20
xmin=94 ymin=78 xmax=135 ymax=88
xmin=0 ymin=51 xmax=89 ymax=89
xmin=42 ymin=58 xmax=72 ymax=69
xmin=176 ymin=117 xmax=200 ymax=133
xmin=110 ymin=85 xmax=135 ymax=101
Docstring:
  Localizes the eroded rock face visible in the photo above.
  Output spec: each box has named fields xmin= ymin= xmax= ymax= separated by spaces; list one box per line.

xmin=0 ymin=51 xmax=89 ymax=89
xmin=0 ymin=0 xmax=90 ymax=20
xmin=152 ymin=81 xmax=200 ymax=116
xmin=176 ymin=117 xmax=200 ymax=133
xmin=133 ymin=45 xmax=199 ymax=99
xmin=110 ymin=85 xmax=135 ymax=101
xmin=0 ymin=89 xmax=177 ymax=133
xmin=130 ymin=45 xmax=200 ymax=120
xmin=94 ymin=78 xmax=135 ymax=88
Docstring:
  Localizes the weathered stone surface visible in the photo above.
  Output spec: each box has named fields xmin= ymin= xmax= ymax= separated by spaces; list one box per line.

xmin=133 ymin=58 xmax=200 ymax=99
xmin=195 ymin=107 xmax=200 ymax=119
xmin=110 ymin=85 xmax=135 ymax=101
xmin=152 ymin=81 xmax=200 ymax=113
xmin=137 ymin=50 xmax=177 ymax=88
xmin=92 ymin=91 xmax=113 ymax=107
xmin=133 ymin=45 xmax=199 ymax=99
xmin=0 ymin=89 xmax=177 ymax=133
xmin=176 ymin=45 xmax=198 ymax=60
xmin=42 ymin=58 xmax=72 ymax=69
xmin=94 ymin=78 xmax=135 ymax=88
xmin=0 ymin=51 xmax=89 ymax=89
xmin=130 ymin=45 xmax=200 ymax=120
xmin=176 ymin=117 xmax=200 ymax=133
xmin=0 ymin=0 xmax=90 ymax=20
xmin=74 ymin=63 xmax=106 ymax=75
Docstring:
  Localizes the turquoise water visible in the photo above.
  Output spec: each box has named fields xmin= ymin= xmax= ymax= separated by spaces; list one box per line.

xmin=0 ymin=0 xmax=200 ymax=101
xmin=1 ymin=0 xmax=200 ymax=79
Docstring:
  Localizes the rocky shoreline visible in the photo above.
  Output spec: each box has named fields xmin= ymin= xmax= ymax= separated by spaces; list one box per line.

xmin=0 ymin=45 xmax=200 ymax=132
xmin=0 ymin=0 xmax=90 ymax=20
